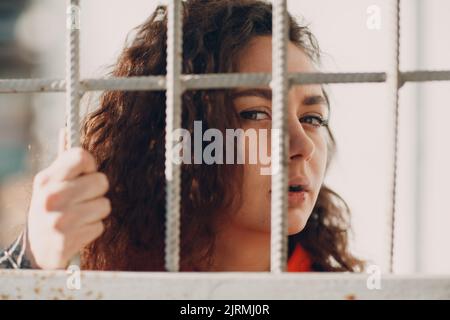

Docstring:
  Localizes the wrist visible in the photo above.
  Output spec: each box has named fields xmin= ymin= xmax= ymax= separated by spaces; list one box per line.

xmin=24 ymin=228 xmax=39 ymax=269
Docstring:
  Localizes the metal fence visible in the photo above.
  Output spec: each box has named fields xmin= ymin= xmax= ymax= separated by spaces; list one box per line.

xmin=1 ymin=0 xmax=450 ymax=299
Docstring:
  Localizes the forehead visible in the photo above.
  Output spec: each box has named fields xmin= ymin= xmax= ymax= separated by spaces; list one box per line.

xmin=234 ymin=35 xmax=324 ymax=99
xmin=235 ymin=35 xmax=317 ymax=74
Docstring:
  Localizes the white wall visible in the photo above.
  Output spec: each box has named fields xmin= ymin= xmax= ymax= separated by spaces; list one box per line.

xmin=288 ymin=0 xmax=450 ymax=273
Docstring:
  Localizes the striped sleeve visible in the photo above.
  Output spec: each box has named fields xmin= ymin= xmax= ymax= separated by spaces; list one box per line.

xmin=0 ymin=230 xmax=33 ymax=269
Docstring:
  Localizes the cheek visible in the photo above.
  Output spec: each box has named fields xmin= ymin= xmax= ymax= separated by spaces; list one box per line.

xmin=238 ymin=160 xmax=272 ymax=229
xmin=242 ymin=162 xmax=271 ymax=202
xmin=310 ymin=133 xmax=329 ymax=187
xmin=231 ymin=127 xmax=328 ymax=231
xmin=317 ymin=134 xmax=328 ymax=172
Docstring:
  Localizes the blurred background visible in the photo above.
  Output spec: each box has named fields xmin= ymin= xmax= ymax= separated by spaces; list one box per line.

xmin=0 ymin=0 xmax=449 ymax=273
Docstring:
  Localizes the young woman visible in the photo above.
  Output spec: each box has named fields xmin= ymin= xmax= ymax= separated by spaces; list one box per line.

xmin=1 ymin=0 xmax=364 ymax=272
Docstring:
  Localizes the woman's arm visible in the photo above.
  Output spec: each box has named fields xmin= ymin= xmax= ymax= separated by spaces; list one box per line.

xmin=2 ymin=129 xmax=110 ymax=270
xmin=0 ymin=230 xmax=33 ymax=269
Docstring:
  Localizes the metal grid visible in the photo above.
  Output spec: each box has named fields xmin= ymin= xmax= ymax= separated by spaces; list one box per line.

xmin=1 ymin=0 xmax=450 ymax=283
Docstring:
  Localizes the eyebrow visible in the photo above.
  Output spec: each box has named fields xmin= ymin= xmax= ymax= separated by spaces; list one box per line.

xmin=230 ymin=88 xmax=328 ymax=107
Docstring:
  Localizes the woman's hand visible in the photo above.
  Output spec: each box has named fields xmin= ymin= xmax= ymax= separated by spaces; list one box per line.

xmin=26 ymin=129 xmax=111 ymax=269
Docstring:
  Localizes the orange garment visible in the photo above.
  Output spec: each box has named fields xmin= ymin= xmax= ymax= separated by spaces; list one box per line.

xmin=287 ymin=243 xmax=312 ymax=272
xmin=181 ymin=243 xmax=312 ymax=272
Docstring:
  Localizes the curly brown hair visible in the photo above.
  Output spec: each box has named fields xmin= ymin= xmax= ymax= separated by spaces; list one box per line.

xmin=80 ymin=0 xmax=364 ymax=272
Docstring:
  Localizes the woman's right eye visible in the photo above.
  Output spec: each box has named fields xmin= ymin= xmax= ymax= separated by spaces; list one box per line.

xmin=239 ymin=110 xmax=271 ymax=121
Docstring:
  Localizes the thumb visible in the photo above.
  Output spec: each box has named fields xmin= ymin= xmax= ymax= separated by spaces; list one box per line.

xmin=58 ymin=127 xmax=67 ymax=157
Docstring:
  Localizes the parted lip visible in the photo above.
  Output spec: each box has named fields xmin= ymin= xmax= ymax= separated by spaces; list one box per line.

xmin=288 ymin=176 xmax=311 ymax=192
xmin=269 ymin=175 xmax=311 ymax=193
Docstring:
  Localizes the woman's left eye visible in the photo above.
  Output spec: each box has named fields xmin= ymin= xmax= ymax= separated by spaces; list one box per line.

xmin=300 ymin=115 xmax=328 ymax=128
xmin=239 ymin=110 xmax=270 ymax=120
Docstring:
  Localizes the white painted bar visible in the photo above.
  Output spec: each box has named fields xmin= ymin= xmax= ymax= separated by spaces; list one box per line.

xmin=66 ymin=0 xmax=81 ymax=267
xmin=2 ymin=70 xmax=448 ymax=95
xmin=0 ymin=72 xmax=389 ymax=93
xmin=0 ymin=270 xmax=449 ymax=300
xmin=270 ymin=0 xmax=289 ymax=273
xmin=164 ymin=0 xmax=183 ymax=272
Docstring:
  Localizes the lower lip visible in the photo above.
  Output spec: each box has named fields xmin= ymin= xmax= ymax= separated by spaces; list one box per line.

xmin=288 ymin=191 xmax=307 ymax=207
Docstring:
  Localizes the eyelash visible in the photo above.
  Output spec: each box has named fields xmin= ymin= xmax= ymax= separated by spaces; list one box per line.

xmin=239 ymin=110 xmax=328 ymax=128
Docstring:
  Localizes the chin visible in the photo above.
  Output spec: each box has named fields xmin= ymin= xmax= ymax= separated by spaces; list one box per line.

xmin=287 ymin=207 xmax=311 ymax=235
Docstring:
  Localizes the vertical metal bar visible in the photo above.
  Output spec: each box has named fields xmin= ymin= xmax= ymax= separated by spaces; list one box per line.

xmin=413 ymin=0 xmax=425 ymax=273
xmin=66 ymin=0 xmax=81 ymax=148
xmin=66 ymin=0 xmax=81 ymax=267
xmin=165 ymin=0 xmax=183 ymax=272
xmin=270 ymin=0 xmax=289 ymax=273
xmin=387 ymin=0 xmax=401 ymax=274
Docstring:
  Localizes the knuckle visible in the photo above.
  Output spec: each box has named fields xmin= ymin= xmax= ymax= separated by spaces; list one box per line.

xmin=95 ymin=222 xmax=105 ymax=236
xmin=71 ymin=147 xmax=89 ymax=164
xmin=73 ymin=147 xmax=87 ymax=164
xmin=53 ymin=216 xmax=68 ymax=233
xmin=96 ymin=173 xmax=109 ymax=192
xmin=100 ymin=197 xmax=112 ymax=213
xmin=43 ymin=188 xmax=63 ymax=211
xmin=33 ymin=171 xmax=49 ymax=188
xmin=73 ymin=148 xmax=97 ymax=169
xmin=75 ymin=148 xmax=90 ymax=165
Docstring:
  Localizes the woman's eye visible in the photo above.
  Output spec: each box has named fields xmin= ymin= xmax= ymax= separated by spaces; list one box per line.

xmin=239 ymin=110 xmax=270 ymax=121
xmin=300 ymin=115 xmax=328 ymax=128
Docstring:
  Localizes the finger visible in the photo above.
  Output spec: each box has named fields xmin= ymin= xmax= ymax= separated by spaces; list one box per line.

xmin=47 ymin=147 xmax=98 ymax=182
xmin=61 ymin=197 xmax=111 ymax=230
xmin=43 ymin=172 xmax=109 ymax=210
xmin=65 ymin=222 xmax=105 ymax=260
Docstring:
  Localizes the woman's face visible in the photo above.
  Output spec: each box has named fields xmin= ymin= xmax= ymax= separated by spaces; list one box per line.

xmin=229 ymin=35 xmax=329 ymax=235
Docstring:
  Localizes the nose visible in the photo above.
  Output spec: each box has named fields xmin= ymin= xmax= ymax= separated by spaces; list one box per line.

xmin=288 ymin=114 xmax=315 ymax=162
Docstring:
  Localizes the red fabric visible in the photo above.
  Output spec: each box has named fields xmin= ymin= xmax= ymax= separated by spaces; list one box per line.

xmin=181 ymin=243 xmax=312 ymax=272
xmin=287 ymin=243 xmax=312 ymax=272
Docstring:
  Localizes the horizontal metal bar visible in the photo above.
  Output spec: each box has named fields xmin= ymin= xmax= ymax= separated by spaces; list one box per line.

xmin=184 ymin=73 xmax=272 ymax=89
xmin=83 ymin=76 xmax=166 ymax=91
xmin=0 ymin=79 xmax=66 ymax=93
xmin=0 ymin=77 xmax=166 ymax=93
xmin=0 ymin=72 xmax=387 ymax=94
xmin=401 ymin=70 xmax=450 ymax=83
xmin=3 ymin=70 xmax=450 ymax=94
xmin=290 ymin=72 xmax=386 ymax=84
xmin=0 ymin=270 xmax=449 ymax=299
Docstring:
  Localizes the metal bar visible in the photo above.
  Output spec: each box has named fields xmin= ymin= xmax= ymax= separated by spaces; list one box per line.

xmin=0 ymin=72 xmax=389 ymax=94
xmin=386 ymin=0 xmax=401 ymax=274
xmin=66 ymin=0 xmax=81 ymax=149
xmin=401 ymin=70 xmax=450 ymax=83
xmin=4 ymin=71 xmax=450 ymax=94
xmin=164 ymin=0 xmax=183 ymax=272
xmin=1 ymin=270 xmax=449 ymax=299
xmin=289 ymin=72 xmax=387 ymax=84
xmin=413 ymin=0 xmax=426 ymax=273
xmin=82 ymin=76 xmax=166 ymax=91
xmin=0 ymin=79 xmax=66 ymax=93
xmin=270 ymin=0 xmax=289 ymax=273
xmin=184 ymin=73 xmax=271 ymax=89
xmin=66 ymin=0 xmax=81 ymax=267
